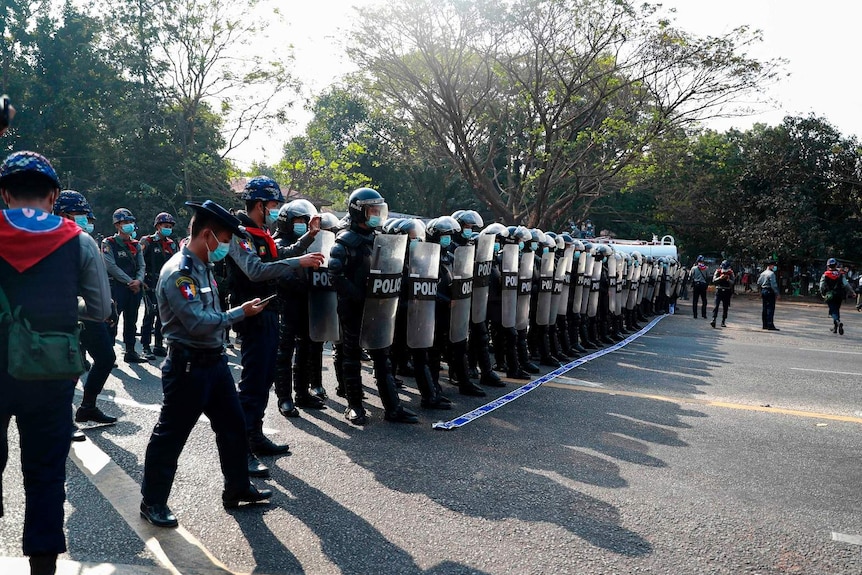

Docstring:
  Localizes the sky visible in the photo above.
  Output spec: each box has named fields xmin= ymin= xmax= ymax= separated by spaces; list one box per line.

xmin=231 ymin=0 xmax=862 ymax=169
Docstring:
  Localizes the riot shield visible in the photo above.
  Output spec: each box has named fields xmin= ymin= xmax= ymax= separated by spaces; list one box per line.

xmin=587 ymin=251 xmax=604 ymax=318
xmin=615 ymin=253 xmax=626 ymax=315
xmin=535 ymin=252 xmax=555 ymax=326
xmin=501 ymin=244 xmax=519 ymax=328
xmin=557 ymin=245 xmax=575 ymax=318
xmin=572 ymin=251 xmax=587 ymax=316
xmin=516 ymin=252 xmax=534 ymax=331
xmin=626 ymin=255 xmax=641 ymax=310
xmin=405 ymin=241 xmax=440 ymax=349
xmin=607 ymin=251 xmax=618 ymax=316
xmin=449 ymin=245 xmax=475 ymax=343
xmin=471 ymin=234 xmax=495 ymax=324
xmin=307 ymin=230 xmax=340 ymax=342
xmin=360 ymin=234 xmax=408 ymax=350
xmin=579 ymin=250 xmax=595 ymax=315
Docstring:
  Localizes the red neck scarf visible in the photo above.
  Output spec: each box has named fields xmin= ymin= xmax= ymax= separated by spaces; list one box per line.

xmin=244 ymin=225 xmax=278 ymax=258
xmin=0 ymin=209 xmax=81 ymax=272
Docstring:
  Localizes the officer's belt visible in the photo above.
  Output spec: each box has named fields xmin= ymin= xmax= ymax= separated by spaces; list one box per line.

xmin=168 ymin=344 xmax=225 ymax=366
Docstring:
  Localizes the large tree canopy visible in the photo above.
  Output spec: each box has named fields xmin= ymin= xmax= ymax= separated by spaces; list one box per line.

xmin=347 ymin=0 xmax=779 ymax=228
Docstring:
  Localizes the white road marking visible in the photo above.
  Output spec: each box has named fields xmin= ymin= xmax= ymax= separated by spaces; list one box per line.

xmin=831 ymin=532 xmax=862 ymax=546
xmin=798 ymin=348 xmax=862 ymax=355
xmin=551 ymin=375 xmax=604 ymax=388
xmin=789 ymin=368 xmax=862 ymax=377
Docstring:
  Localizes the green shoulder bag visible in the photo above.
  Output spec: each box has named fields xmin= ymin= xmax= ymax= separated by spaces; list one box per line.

xmin=0 ymin=283 xmax=84 ymax=381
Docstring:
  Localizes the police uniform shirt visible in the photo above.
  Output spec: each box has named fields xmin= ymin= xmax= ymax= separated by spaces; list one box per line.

xmin=158 ymin=247 xmax=245 ymax=349
xmin=227 ymin=234 xmax=306 ymax=282
xmin=102 ymin=233 xmax=145 ymax=284
xmin=756 ymin=269 xmax=778 ymax=293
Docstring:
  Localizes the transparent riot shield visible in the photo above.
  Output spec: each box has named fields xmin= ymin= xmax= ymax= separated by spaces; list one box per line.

xmin=615 ymin=253 xmax=626 ymax=315
xmin=501 ymin=244 xmax=519 ymax=329
xmin=607 ymin=251 xmax=619 ymax=316
xmin=587 ymin=253 xmax=603 ymax=318
xmin=551 ymin=246 xmax=573 ymax=318
xmin=449 ymin=244 xmax=475 ymax=343
xmin=535 ymin=252 xmax=555 ymax=326
xmin=360 ymin=234 xmax=408 ymax=350
xmin=557 ymin=245 xmax=575 ymax=318
xmin=307 ymin=230 xmax=340 ymax=342
xmin=516 ymin=252 xmax=534 ymax=331
xmin=471 ymin=234 xmax=495 ymax=324
xmin=406 ymin=241 xmax=440 ymax=350
xmin=579 ymin=250 xmax=595 ymax=315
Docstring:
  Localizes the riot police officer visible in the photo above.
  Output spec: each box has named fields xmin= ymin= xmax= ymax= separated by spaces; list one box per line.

xmin=103 ymin=207 xmax=148 ymax=362
xmin=273 ymin=199 xmax=326 ymax=417
xmin=451 ymin=210 xmax=504 ymax=388
xmin=329 ymin=188 xmax=418 ymax=425
xmin=226 ymin=176 xmax=324 ymax=476
xmin=427 ymin=216 xmax=487 ymax=397
xmin=53 ymin=190 xmax=118 ymax=426
xmin=140 ymin=200 xmax=273 ymax=529
xmin=528 ymin=229 xmax=561 ymax=367
xmin=486 ymin=224 xmax=530 ymax=380
xmin=140 ymin=212 xmax=178 ymax=358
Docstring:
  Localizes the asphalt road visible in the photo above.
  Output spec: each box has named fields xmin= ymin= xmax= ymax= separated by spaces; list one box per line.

xmin=1 ymin=294 xmax=860 ymax=574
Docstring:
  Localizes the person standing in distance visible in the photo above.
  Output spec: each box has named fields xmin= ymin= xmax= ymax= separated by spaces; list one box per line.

xmin=0 ymin=151 xmax=112 ymax=575
xmin=140 ymin=200 xmax=273 ymax=529
xmin=819 ymin=258 xmax=855 ymax=335
xmin=103 ymin=207 xmax=149 ymax=362
xmin=756 ymin=261 xmax=780 ymax=331
xmin=689 ymin=255 xmax=709 ymax=319
xmin=710 ymin=260 xmax=734 ymax=328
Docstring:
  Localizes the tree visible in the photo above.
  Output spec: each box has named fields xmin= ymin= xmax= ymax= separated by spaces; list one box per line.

xmin=347 ymin=0 xmax=780 ymax=228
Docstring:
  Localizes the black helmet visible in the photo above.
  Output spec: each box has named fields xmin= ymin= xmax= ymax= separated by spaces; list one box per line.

xmin=382 ymin=217 xmax=404 ymax=234
xmin=347 ymin=187 xmax=388 ymax=226
xmin=393 ymin=218 xmax=427 ymax=240
xmin=426 ymin=216 xmax=461 ymax=238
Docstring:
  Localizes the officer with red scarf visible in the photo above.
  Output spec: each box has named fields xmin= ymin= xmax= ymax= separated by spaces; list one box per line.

xmin=225 ymin=176 xmax=324 ymax=478
xmin=0 ymin=151 xmax=112 ymax=575
xmin=140 ymin=212 xmax=178 ymax=358
xmin=103 ymin=207 xmax=148 ymax=362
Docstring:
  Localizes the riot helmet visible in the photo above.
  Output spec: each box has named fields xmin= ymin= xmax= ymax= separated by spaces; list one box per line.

xmin=318 ymin=212 xmax=341 ymax=232
xmin=426 ymin=216 xmax=460 ymax=248
xmin=347 ymin=187 xmax=388 ymax=229
xmin=452 ymin=209 xmax=484 ymax=240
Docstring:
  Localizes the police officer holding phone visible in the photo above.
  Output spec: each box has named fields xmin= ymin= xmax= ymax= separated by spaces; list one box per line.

xmin=140 ymin=200 xmax=274 ymax=529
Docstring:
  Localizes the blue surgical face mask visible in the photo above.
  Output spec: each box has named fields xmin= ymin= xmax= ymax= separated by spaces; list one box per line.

xmin=84 ymin=223 xmax=94 ymax=234
xmin=131 ymin=231 xmax=137 ymax=239
xmin=121 ymin=223 xmax=135 ymax=234
xmin=160 ymin=227 xmax=173 ymax=237
xmin=462 ymin=228 xmax=474 ymax=240
xmin=530 ymin=242 xmax=538 ymax=252
xmin=409 ymin=237 xmax=421 ymax=246
xmin=518 ymin=241 xmax=525 ymax=251
xmin=439 ymin=235 xmax=452 ymax=248
xmin=542 ymin=247 xmax=549 ymax=255
xmin=208 ymin=230 xmax=230 ymax=262
xmin=493 ymin=242 xmax=500 ymax=253
xmin=293 ymin=223 xmax=308 ymax=236
xmin=73 ymin=215 xmax=89 ymax=231
xmin=266 ymin=209 xmax=280 ymax=226
xmin=367 ymin=215 xmax=382 ymax=228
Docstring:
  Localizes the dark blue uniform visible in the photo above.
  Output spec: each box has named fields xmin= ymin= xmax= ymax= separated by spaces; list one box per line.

xmin=102 ymin=234 xmax=145 ymax=352
xmin=140 ymin=232 xmax=177 ymax=351
xmin=142 ymin=248 xmax=250 ymax=506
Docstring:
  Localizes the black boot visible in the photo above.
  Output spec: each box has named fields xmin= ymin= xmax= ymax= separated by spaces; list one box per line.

xmin=372 ymin=349 xmax=419 ymax=423
xmin=415 ymin=351 xmax=451 ymax=410
xmin=517 ymin=329 xmax=540 ymax=373
xmin=588 ymin=317 xmax=602 ymax=347
xmin=568 ymin=313 xmax=587 ymax=353
xmin=293 ymin=339 xmax=325 ymax=409
xmin=579 ymin=317 xmax=596 ymax=350
xmin=548 ymin=324 xmax=570 ymax=362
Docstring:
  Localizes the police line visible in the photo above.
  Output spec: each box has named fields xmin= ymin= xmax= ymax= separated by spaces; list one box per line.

xmin=431 ymin=313 xmax=668 ymax=430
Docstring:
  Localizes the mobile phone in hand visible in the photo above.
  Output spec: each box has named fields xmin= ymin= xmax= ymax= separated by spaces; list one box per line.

xmin=257 ymin=293 xmax=278 ymax=305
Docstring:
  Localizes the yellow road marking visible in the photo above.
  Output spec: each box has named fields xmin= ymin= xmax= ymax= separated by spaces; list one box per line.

xmin=543 ymin=382 xmax=862 ymax=425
